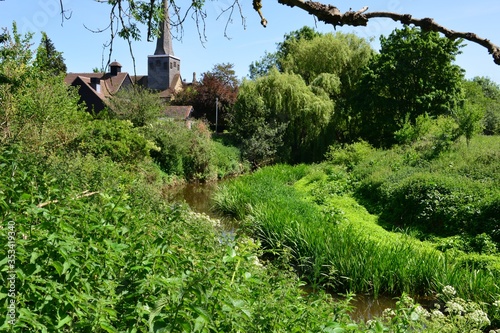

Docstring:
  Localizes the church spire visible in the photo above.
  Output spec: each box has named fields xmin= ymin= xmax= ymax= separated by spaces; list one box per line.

xmin=154 ymin=0 xmax=174 ymax=55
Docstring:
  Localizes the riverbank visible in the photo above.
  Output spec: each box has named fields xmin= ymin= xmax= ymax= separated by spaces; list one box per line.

xmin=213 ymin=138 xmax=500 ymax=330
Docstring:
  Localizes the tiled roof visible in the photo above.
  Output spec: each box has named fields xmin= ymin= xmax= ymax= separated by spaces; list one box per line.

xmin=65 ymin=72 xmax=130 ymax=97
xmin=163 ymin=106 xmax=193 ymax=120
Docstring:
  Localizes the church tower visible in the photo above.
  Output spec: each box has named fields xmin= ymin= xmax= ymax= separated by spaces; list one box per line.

xmin=148 ymin=0 xmax=180 ymax=91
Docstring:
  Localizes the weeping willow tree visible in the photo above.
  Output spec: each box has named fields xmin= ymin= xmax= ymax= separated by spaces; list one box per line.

xmin=230 ymin=69 xmax=334 ymax=166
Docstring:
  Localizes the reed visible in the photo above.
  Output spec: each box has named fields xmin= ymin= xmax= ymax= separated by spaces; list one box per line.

xmin=213 ymin=164 xmax=500 ymax=303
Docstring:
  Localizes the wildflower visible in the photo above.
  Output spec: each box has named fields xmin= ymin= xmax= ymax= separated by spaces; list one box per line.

xmin=414 ymin=305 xmax=430 ymax=318
xmin=493 ymin=300 xmax=500 ymax=308
xmin=431 ymin=309 xmax=445 ymax=319
xmin=365 ymin=320 xmax=376 ymax=329
xmin=445 ymin=300 xmax=465 ymax=315
xmin=442 ymin=285 xmax=456 ymax=298
xmin=466 ymin=309 xmax=490 ymax=328
xmin=399 ymin=294 xmax=415 ymax=307
xmin=382 ymin=308 xmax=396 ymax=319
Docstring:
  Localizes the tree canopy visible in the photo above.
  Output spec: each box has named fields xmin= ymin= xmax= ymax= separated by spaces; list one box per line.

xmin=354 ymin=26 xmax=465 ymax=146
xmin=172 ymin=63 xmax=239 ymax=132
xmin=34 ymin=32 xmax=67 ymax=76
xmin=231 ymin=69 xmax=334 ymax=165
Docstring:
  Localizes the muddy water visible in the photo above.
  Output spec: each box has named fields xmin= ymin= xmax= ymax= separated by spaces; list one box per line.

xmin=168 ymin=181 xmax=402 ymax=322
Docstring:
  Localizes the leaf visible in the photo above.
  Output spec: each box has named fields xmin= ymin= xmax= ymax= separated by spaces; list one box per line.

xmin=52 ymin=261 xmax=63 ymax=275
xmin=62 ymin=260 xmax=71 ymax=275
xmin=99 ymin=321 xmax=118 ymax=333
xmin=56 ymin=315 xmax=72 ymax=328
xmin=193 ymin=315 xmax=207 ymax=332
xmin=30 ymin=251 xmax=42 ymax=264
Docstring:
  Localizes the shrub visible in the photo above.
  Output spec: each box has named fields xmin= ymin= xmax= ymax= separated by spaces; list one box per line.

xmin=108 ymin=86 xmax=164 ymax=127
xmin=69 ymin=119 xmax=152 ymax=163
xmin=1 ymin=24 xmax=89 ymax=153
xmin=141 ymin=120 xmax=216 ymax=180
xmin=325 ymin=141 xmax=374 ymax=170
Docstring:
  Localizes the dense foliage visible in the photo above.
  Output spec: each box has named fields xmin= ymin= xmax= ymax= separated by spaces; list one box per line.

xmin=2 ymin=18 xmax=500 ymax=332
xmin=353 ymin=26 xmax=464 ymax=146
xmin=173 ymin=63 xmax=239 ymax=132
xmin=34 ymin=32 xmax=67 ymax=76
xmin=1 ymin=25 xmax=359 ymax=333
xmin=231 ymin=69 xmax=334 ymax=165
xmin=214 ymin=136 xmax=500 ymax=330
xmin=246 ymin=28 xmax=374 ymax=145
xmin=108 ymin=85 xmax=164 ymax=127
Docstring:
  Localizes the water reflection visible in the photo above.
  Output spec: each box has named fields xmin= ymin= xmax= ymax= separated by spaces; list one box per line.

xmin=348 ymin=294 xmax=398 ymax=321
xmin=168 ymin=181 xmax=219 ymax=216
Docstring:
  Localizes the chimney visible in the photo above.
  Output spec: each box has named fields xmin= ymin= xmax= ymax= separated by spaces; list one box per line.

xmin=90 ymin=77 xmax=101 ymax=93
xmin=192 ymin=72 xmax=197 ymax=84
xmin=109 ymin=61 xmax=122 ymax=76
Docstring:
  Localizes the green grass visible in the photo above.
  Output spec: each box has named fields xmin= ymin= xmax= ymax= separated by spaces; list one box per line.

xmin=213 ymin=162 xmax=500 ymax=307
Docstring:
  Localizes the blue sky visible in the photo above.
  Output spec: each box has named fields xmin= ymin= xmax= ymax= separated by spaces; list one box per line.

xmin=2 ymin=0 xmax=500 ymax=83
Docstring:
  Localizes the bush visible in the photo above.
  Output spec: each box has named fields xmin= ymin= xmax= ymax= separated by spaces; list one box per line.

xmin=108 ymin=86 xmax=164 ymax=127
xmin=325 ymin=141 xmax=374 ymax=170
xmin=69 ymin=119 xmax=153 ymax=163
xmin=142 ymin=120 xmax=215 ymax=180
xmin=353 ymin=136 xmax=500 ymax=242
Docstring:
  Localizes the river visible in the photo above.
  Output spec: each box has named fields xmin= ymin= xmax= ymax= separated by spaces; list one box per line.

xmin=168 ymin=181 xmax=403 ymax=322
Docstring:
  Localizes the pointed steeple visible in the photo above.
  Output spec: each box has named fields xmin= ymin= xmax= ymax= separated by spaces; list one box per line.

xmin=154 ymin=0 xmax=174 ymax=56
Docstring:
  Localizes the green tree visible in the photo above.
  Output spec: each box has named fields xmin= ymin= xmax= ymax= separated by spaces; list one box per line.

xmin=0 ymin=23 xmax=34 ymax=86
xmin=34 ymin=32 xmax=67 ymax=76
xmin=1 ymin=24 xmax=88 ymax=152
xmin=249 ymin=26 xmax=321 ymax=79
xmin=108 ymin=85 xmax=164 ymax=127
xmin=354 ymin=26 xmax=465 ymax=147
xmin=467 ymin=77 xmax=500 ymax=135
xmin=279 ymin=31 xmax=374 ymax=142
xmin=250 ymin=28 xmax=374 ymax=143
xmin=230 ymin=69 xmax=334 ymax=165
xmin=453 ymin=101 xmax=484 ymax=146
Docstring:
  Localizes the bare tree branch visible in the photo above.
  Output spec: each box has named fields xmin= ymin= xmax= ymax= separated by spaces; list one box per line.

xmin=34 ymin=0 xmax=500 ymax=66
xmin=273 ymin=0 xmax=500 ymax=65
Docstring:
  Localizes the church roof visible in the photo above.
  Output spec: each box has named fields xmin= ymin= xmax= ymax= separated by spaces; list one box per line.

xmin=154 ymin=0 xmax=174 ymax=56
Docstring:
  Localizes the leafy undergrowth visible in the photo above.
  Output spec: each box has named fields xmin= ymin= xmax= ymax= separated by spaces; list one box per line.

xmin=214 ymin=163 xmax=500 ymax=330
xmin=0 ymin=147 xmax=358 ymax=332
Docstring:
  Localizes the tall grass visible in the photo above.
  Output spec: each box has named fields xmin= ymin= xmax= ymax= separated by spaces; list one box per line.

xmin=213 ymin=164 xmax=500 ymax=303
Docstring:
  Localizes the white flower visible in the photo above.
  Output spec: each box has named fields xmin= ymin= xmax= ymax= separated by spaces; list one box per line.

xmin=414 ymin=305 xmax=430 ymax=318
xmin=445 ymin=300 xmax=465 ymax=314
xmin=431 ymin=309 xmax=445 ymax=319
xmin=366 ymin=320 xmax=376 ymax=328
xmin=382 ymin=308 xmax=395 ymax=319
xmin=442 ymin=285 xmax=456 ymax=298
xmin=466 ymin=309 xmax=490 ymax=327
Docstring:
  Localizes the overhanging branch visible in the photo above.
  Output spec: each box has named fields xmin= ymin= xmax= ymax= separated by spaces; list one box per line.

xmin=275 ymin=0 xmax=500 ymax=65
